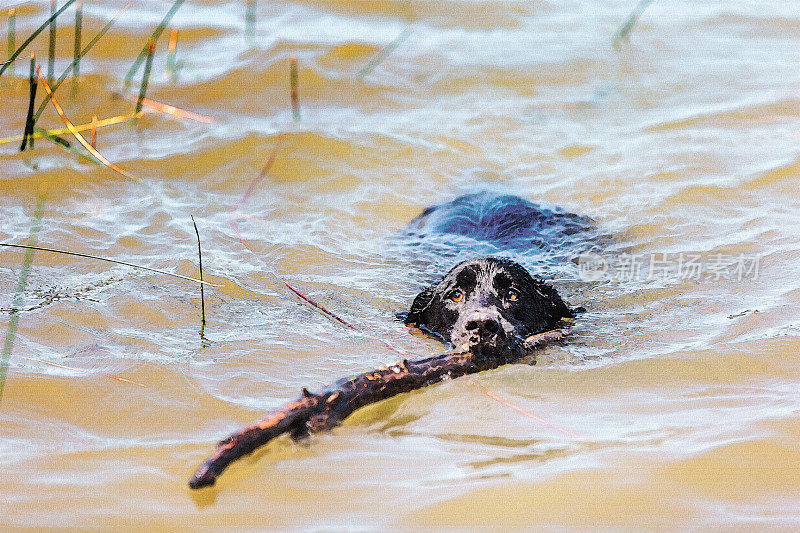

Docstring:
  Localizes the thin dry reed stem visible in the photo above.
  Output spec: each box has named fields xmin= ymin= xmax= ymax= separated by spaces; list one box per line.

xmin=0 ymin=243 xmax=221 ymax=287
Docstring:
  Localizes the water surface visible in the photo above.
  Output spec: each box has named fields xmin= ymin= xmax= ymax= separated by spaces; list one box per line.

xmin=2 ymin=0 xmax=800 ymax=529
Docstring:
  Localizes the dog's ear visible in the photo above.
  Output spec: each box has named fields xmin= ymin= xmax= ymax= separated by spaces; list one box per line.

xmin=532 ymin=278 xmax=574 ymax=320
xmin=404 ymin=286 xmax=436 ymax=327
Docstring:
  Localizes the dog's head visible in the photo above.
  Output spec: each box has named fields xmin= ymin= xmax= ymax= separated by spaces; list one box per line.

xmin=404 ymin=257 xmax=573 ymax=356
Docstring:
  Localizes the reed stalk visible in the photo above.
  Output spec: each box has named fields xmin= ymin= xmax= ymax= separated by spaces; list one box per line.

xmin=123 ymin=0 xmax=184 ymax=90
xmin=0 ymin=112 xmax=135 ymax=146
xmin=357 ymin=25 xmax=412 ymax=78
xmin=71 ymin=1 xmax=82 ymax=95
xmin=135 ymin=40 xmax=156 ymax=114
xmin=6 ymin=8 xmax=14 ymax=76
xmin=0 ymin=195 xmax=46 ymax=405
xmin=191 ymin=216 xmax=206 ymax=329
xmin=613 ymin=0 xmax=654 ymax=49
xmin=33 ymin=1 xmax=134 ymax=123
xmin=20 ymin=53 xmax=37 ymax=152
xmin=36 ymin=66 xmax=141 ymax=183
xmin=48 ymin=0 xmax=57 ymax=86
xmin=290 ymin=55 xmax=299 ymax=121
xmin=0 ymin=0 xmax=77 ymax=78
xmin=90 ymin=115 xmax=97 ymax=148
xmin=245 ymin=0 xmax=256 ymax=39
xmin=165 ymin=28 xmax=178 ymax=79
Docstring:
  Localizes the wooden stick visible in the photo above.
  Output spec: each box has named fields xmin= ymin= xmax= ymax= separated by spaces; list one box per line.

xmin=189 ymin=329 xmax=568 ymax=489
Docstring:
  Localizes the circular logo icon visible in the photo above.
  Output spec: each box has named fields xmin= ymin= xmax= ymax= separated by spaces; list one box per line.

xmin=576 ymin=251 xmax=609 ymax=281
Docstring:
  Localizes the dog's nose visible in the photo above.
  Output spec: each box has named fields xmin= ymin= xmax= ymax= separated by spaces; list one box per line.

xmin=465 ymin=316 xmax=501 ymax=337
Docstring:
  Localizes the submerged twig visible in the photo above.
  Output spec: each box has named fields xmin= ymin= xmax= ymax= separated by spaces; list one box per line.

xmin=0 ymin=0 xmax=77 ymax=78
xmin=22 ymin=357 xmax=146 ymax=387
xmin=613 ymin=0 xmax=654 ymax=49
xmin=189 ymin=329 xmax=569 ymax=489
xmin=0 ymin=243 xmax=221 ymax=287
xmin=0 ymin=195 xmax=46 ymax=404
xmin=228 ymin=140 xmax=409 ymax=357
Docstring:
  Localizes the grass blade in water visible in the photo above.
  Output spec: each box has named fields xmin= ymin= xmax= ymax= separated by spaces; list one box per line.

xmin=48 ymin=0 xmax=57 ymax=86
xmin=191 ymin=216 xmax=206 ymax=327
xmin=71 ymin=1 xmax=82 ymax=94
xmin=123 ymin=0 xmax=185 ymax=90
xmin=36 ymin=66 xmax=141 ymax=183
xmin=357 ymin=25 xmax=413 ymax=78
xmin=20 ymin=53 xmax=37 ymax=152
xmin=135 ymin=40 xmax=156 ymax=114
xmin=0 ymin=0 xmax=76 ymax=78
xmin=613 ymin=0 xmax=654 ymax=48
xmin=6 ymin=8 xmax=15 ymax=76
xmin=34 ymin=1 xmax=134 ymax=123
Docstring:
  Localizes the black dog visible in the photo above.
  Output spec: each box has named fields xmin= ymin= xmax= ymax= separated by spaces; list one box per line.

xmin=403 ymin=192 xmax=585 ymax=356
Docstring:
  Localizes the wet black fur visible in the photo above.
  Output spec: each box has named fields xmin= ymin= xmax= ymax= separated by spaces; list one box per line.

xmin=404 ymin=257 xmax=573 ymax=356
xmin=402 ymin=192 xmax=586 ymax=356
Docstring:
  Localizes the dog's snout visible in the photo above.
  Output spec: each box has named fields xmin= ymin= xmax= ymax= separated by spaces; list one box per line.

xmin=465 ymin=315 xmax=501 ymax=337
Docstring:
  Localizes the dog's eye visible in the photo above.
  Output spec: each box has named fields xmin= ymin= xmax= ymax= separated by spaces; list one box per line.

xmin=449 ymin=289 xmax=464 ymax=303
xmin=507 ymin=288 xmax=519 ymax=301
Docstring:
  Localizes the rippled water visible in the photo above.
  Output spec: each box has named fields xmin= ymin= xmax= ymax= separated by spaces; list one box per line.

xmin=2 ymin=0 xmax=800 ymax=529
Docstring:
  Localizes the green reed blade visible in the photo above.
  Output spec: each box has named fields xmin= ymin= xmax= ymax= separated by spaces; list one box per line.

xmin=0 ymin=0 xmax=76 ymax=78
xmin=20 ymin=53 xmax=37 ymax=152
xmin=123 ymin=0 xmax=184 ymax=91
xmin=135 ymin=40 xmax=155 ymax=114
xmin=165 ymin=28 xmax=178 ymax=79
xmin=357 ymin=25 xmax=412 ymax=79
xmin=48 ymin=0 xmax=57 ymax=86
xmin=33 ymin=1 xmax=134 ymax=124
xmin=290 ymin=55 xmax=299 ymax=121
xmin=245 ymin=0 xmax=256 ymax=39
xmin=0 ymin=243 xmax=221 ymax=287
xmin=71 ymin=1 xmax=82 ymax=94
xmin=6 ymin=8 xmax=15 ymax=76
xmin=613 ymin=0 xmax=654 ymax=49
xmin=191 ymin=216 xmax=206 ymax=327
xmin=0 ymin=195 xmax=46 ymax=404
xmin=33 ymin=126 xmax=100 ymax=164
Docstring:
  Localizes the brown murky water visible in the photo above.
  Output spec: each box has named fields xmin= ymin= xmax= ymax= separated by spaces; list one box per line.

xmin=2 ymin=0 xmax=800 ymax=529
